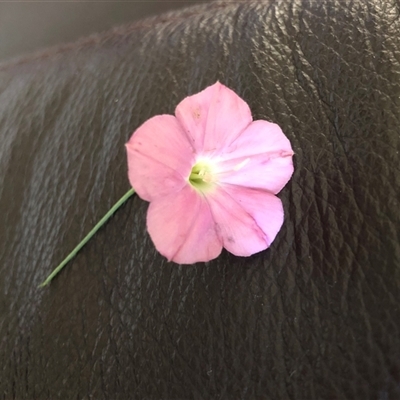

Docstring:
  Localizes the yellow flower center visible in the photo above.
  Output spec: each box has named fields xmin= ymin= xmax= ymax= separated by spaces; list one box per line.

xmin=188 ymin=160 xmax=215 ymax=192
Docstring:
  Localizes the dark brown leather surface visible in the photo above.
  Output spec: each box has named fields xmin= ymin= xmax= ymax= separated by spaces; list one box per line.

xmin=0 ymin=1 xmax=211 ymax=62
xmin=1 ymin=1 xmax=399 ymax=398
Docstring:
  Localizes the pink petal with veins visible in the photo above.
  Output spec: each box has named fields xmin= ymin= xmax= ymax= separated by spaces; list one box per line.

xmin=126 ymin=82 xmax=294 ymax=263
xmin=208 ymin=185 xmax=284 ymax=256
xmin=215 ymin=120 xmax=294 ymax=194
xmin=147 ymin=185 xmax=222 ymax=264
xmin=175 ymin=82 xmax=252 ymax=153
xmin=126 ymin=115 xmax=194 ymax=201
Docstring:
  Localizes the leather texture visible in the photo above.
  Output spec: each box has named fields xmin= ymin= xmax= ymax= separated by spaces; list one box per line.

xmin=1 ymin=1 xmax=399 ymax=398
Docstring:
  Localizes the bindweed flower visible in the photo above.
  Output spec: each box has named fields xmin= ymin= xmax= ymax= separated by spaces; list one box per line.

xmin=39 ymin=82 xmax=294 ymax=287
xmin=126 ymin=82 xmax=294 ymax=264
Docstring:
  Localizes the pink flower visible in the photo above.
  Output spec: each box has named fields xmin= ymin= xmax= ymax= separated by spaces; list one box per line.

xmin=126 ymin=82 xmax=294 ymax=264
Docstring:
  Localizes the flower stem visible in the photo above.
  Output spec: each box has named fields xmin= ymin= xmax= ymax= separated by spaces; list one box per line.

xmin=39 ymin=188 xmax=136 ymax=288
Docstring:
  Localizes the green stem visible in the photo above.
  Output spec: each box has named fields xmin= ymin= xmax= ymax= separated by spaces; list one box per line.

xmin=39 ymin=188 xmax=136 ymax=288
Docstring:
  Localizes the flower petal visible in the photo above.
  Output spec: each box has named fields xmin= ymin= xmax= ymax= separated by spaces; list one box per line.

xmin=175 ymin=82 xmax=252 ymax=153
xmin=207 ymin=185 xmax=284 ymax=256
xmin=215 ymin=120 xmax=294 ymax=194
xmin=146 ymin=185 xmax=222 ymax=264
xmin=126 ymin=115 xmax=195 ymax=201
